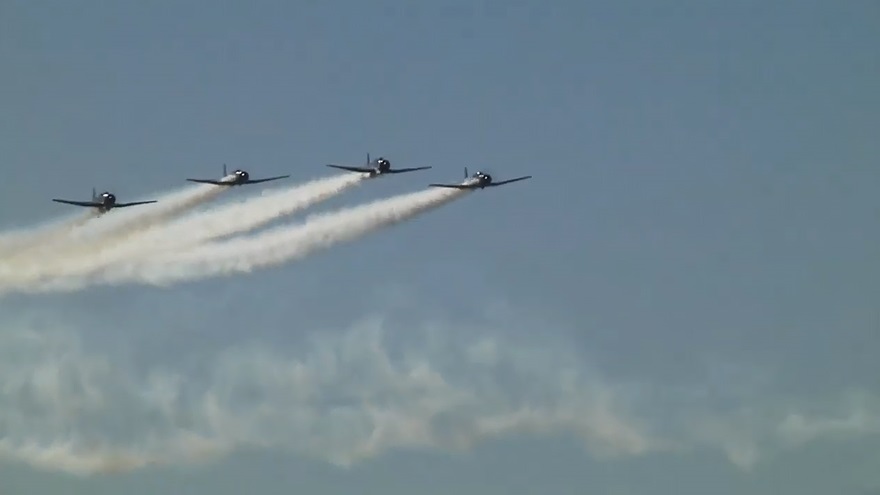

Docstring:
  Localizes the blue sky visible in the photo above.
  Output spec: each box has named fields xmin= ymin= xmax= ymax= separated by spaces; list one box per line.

xmin=1 ymin=0 xmax=879 ymax=493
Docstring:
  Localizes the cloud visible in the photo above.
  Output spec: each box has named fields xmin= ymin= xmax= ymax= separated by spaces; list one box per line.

xmin=0 ymin=310 xmax=657 ymax=476
xmin=0 ymin=307 xmax=877 ymax=477
xmin=776 ymin=392 xmax=880 ymax=446
xmin=681 ymin=390 xmax=880 ymax=470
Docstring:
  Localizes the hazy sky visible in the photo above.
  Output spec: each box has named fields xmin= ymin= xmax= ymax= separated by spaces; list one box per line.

xmin=1 ymin=1 xmax=879 ymax=494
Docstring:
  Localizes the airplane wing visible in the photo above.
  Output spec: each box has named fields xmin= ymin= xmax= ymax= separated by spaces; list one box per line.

xmin=487 ymin=176 xmax=532 ymax=187
xmin=52 ymin=199 xmax=104 ymax=207
xmin=387 ymin=166 xmax=433 ymax=174
xmin=427 ymin=183 xmax=477 ymax=189
xmin=186 ymin=178 xmax=232 ymax=185
xmin=114 ymin=200 xmax=159 ymax=207
xmin=243 ymin=175 xmax=291 ymax=184
xmin=326 ymin=164 xmax=374 ymax=173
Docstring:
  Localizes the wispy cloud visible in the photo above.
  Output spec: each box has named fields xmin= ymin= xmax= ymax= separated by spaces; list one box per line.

xmin=679 ymin=390 xmax=880 ymax=470
xmin=776 ymin=392 xmax=880 ymax=446
xmin=0 ymin=310 xmax=656 ymax=476
xmin=0 ymin=308 xmax=877 ymax=477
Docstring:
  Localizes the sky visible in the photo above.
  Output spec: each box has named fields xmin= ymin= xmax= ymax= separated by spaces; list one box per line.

xmin=1 ymin=0 xmax=879 ymax=493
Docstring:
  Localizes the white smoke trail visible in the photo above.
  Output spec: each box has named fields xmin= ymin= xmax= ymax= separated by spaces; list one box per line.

xmin=0 ymin=173 xmax=367 ymax=292
xmin=0 ymin=184 xmax=226 ymax=291
xmin=0 ymin=211 xmax=99 ymax=258
xmin=24 ymin=173 xmax=363 ymax=271
xmin=0 ymin=182 xmax=227 ymax=268
xmin=131 ymin=172 xmax=368 ymax=250
xmin=56 ymin=183 xmax=227 ymax=251
xmin=30 ymin=187 xmax=469 ymax=291
xmin=83 ymin=182 xmax=228 ymax=245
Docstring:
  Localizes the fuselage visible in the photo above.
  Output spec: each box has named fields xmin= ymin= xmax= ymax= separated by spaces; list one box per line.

xmin=97 ymin=192 xmax=117 ymax=211
xmin=471 ymin=172 xmax=492 ymax=188
xmin=368 ymin=157 xmax=391 ymax=176
xmin=225 ymin=169 xmax=250 ymax=184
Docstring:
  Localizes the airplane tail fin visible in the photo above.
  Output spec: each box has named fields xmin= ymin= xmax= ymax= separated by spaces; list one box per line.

xmin=464 ymin=167 xmax=468 ymax=179
xmin=367 ymin=152 xmax=370 ymax=165
xmin=92 ymin=187 xmax=97 ymax=200
xmin=223 ymin=164 xmax=228 ymax=176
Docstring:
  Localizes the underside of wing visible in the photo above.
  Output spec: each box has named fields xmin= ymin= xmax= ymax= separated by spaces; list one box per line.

xmin=115 ymin=200 xmax=159 ymax=207
xmin=326 ymin=164 xmax=373 ymax=173
xmin=186 ymin=178 xmax=230 ymax=185
xmin=244 ymin=175 xmax=291 ymax=184
xmin=388 ymin=166 xmax=432 ymax=174
xmin=489 ymin=176 xmax=532 ymax=186
xmin=52 ymin=199 xmax=103 ymax=207
xmin=428 ymin=183 xmax=474 ymax=189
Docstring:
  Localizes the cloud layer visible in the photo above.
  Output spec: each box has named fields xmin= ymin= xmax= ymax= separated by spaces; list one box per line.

xmin=0 ymin=308 xmax=876 ymax=477
xmin=0 ymin=310 xmax=654 ymax=476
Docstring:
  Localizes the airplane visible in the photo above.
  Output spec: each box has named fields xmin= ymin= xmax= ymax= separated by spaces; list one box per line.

xmin=326 ymin=153 xmax=432 ymax=178
xmin=186 ymin=164 xmax=290 ymax=186
xmin=429 ymin=168 xmax=532 ymax=190
xmin=52 ymin=188 xmax=158 ymax=213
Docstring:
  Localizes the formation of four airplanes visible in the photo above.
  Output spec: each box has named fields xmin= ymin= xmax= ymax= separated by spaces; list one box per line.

xmin=51 ymin=154 xmax=534 ymax=214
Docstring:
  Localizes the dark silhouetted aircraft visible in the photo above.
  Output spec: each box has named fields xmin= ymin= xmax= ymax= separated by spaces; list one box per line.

xmin=326 ymin=153 xmax=431 ymax=178
xmin=52 ymin=188 xmax=158 ymax=213
xmin=187 ymin=164 xmax=290 ymax=186
xmin=429 ymin=168 xmax=532 ymax=190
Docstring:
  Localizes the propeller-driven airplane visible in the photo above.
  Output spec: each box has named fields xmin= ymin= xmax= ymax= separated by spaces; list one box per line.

xmin=429 ymin=168 xmax=532 ymax=190
xmin=326 ymin=153 xmax=432 ymax=178
xmin=186 ymin=164 xmax=290 ymax=186
xmin=52 ymin=188 xmax=158 ymax=213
